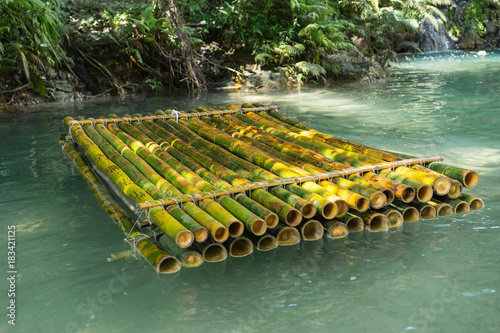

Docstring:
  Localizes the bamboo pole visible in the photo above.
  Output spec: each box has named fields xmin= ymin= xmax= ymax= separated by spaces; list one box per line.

xmin=158 ymin=234 xmax=204 ymax=268
xmin=234 ymin=193 xmax=278 ymax=228
xmin=442 ymin=198 xmax=470 ymax=215
xmin=319 ymin=180 xmax=370 ymax=212
xmin=333 ymin=177 xmax=387 ymax=209
xmin=348 ymin=174 xmax=395 ymax=205
xmin=459 ymin=194 xmax=485 ymax=210
xmin=363 ymin=172 xmax=415 ymax=203
xmin=392 ymin=166 xmax=451 ymax=196
xmin=336 ymin=213 xmax=364 ymax=232
xmin=379 ymin=169 xmax=433 ymax=203
xmin=60 ymin=138 xmax=182 ymax=273
xmin=193 ymin=240 xmax=228 ymax=262
xmin=427 ymin=201 xmax=454 ymax=217
xmin=408 ymin=202 xmax=436 ymax=220
xmin=411 ymin=165 xmax=463 ymax=199
xmin=268 ymin=225 xmax=301 ymax=246
xmin=107 ymin=120 xmax=246 ymax=238
xmin=245 ymin=233 xmax=278 ymax=251
xmin=322 ymin=221 xmax=350 ymax=239
xmin=299 ymin=220 xmax=324 ymax=241
xmin=389 ymin=203 xmax=420 ymax=222
xmin=350 ymin=210 xmax=389 ymax=232
xmin=63 ymin=117 xmax=194 ymax=248
xmin=265 ymin=108 xmax=402 ymax=162
xmin=377 ymin=208 xmax=403 ymax=228
xmin=225 ymin=237 xmax=254 ymax=257
xmin=427 ymin=163 xmax=479 ymax=188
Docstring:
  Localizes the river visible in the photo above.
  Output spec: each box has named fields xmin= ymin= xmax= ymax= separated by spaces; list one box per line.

xmin=1 ymin=50 xmax=499 ymax=332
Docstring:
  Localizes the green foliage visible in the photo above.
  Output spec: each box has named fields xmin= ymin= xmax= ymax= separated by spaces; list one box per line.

xmin=0 ymin=0 xmax=68 ymax=95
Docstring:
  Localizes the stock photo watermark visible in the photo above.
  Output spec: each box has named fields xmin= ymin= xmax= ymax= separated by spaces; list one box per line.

xmin=6 ymin=225 xmax=17 ymax=326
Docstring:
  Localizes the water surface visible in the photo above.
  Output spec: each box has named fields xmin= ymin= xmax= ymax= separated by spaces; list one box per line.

xmin=1 ymin=50 xmax=499 ymax=333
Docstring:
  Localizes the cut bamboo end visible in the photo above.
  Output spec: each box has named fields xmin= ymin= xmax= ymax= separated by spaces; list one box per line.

xmin=365 ymin=214 xmax=389 ymax=232
xmin=469 ymin=197 xmax=484 ymax=210
xmin=463 ymin=170 xmax=479 ymax=188
xmin=285 ymin=208 xmax=302 ymax=227
xmin=255 ymin=235 xmax=278 ymax=251
xmin=300 ymin=220 xmax=324 ymax=241
xmin=157 ymin=255 xmax=182 ymax=274
xmin=276 ymin=227 xmax=301 ymax=246
xmin=179 ymin=251 xmax=204 ymax=268
xmin=175 ymin=230 xmax=195 ymax=248
xmin=326 ymin=221 xmax=349 ymax=239
xmin=320 ymin=201 xmax=337 ymax=220
xmin=265 ymin=213 xmax=279 ymax=229
xmin=433 ymin=176 xmax=452 ymax=196
xmin=385 ymin=210 xmax=403 ymax=228
xmin=333 ymin=199 xmax=348 ymax=218
xmin=250 ymin=218 xmax=267 ymax=236
xmin=402 ymin=207 xmax=420 ymax=222
xmin=454 ymin=201 xmax=470 ymax=215
xmin=400 ymin=186 xmax=416 ymax=203
xmin=435 ymin=203 xmax=453 ymax=217
xmin=447 ymin=180 xmax=463 ymax=199
xmin=228 ymin=237 xmax=254 ymax=257
xmin=370 ymin=192 xmax=387 ymax=209
xmin=194 ymin=228 xmax=209 ymax=243
xmin=212 ymin=226 xmax=229 ymax=243
xmin=201 ymin=243 xmax=227 ymax=262
xmin=416 ymin=184 xmax=433 ymax=203
xmin=300 ymin=202 xmax=317 ymax=219
xmin=381 ymin=188 xmax=395 ymax=205
xmin=227 ymin=221 xmax=245 ymax=238
xmin=344 ymin=216 xmax=364 ymax=232
xmin=419 ymin=205 xmax=436 ymax=220
xmin=355 ymin=197 xmax=370 ymax=212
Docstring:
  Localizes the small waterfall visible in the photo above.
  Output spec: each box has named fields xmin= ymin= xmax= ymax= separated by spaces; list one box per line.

xmin=418 ymin=19 xmax=456 ymax=52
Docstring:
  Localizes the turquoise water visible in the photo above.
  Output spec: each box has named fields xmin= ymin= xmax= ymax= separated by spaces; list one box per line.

xmin=1 ymin=50 xmax=499 ymax=332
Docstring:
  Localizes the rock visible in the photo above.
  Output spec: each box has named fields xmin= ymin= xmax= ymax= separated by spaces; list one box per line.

xmin=461 ymin=29 xmax=481 ymax=49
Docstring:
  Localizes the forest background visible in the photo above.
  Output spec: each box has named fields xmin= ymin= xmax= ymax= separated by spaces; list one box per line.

xmin=1 ymin=0 xmax=499 ymax=107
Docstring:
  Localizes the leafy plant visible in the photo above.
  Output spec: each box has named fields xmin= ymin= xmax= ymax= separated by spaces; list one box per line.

xmin=0 ymin=0 xmax=68 ymax=95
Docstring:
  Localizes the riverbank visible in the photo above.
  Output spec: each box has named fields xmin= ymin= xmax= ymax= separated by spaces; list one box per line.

xmin=1 ymin=0 xmax=498 ymax=111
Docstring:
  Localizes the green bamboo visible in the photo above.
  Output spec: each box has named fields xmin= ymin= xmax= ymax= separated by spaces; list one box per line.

xmin=377 ymin=207 xmax=403 ymax=228
xmin=63 ymin=117 xmax=193 ymax=248
xmin=234 ymin=193 xmax=279 ymax=228
xmin=198 ymin=199 xmax=244 ymax=238
xmin=442 ymin=198 xmax=470 ymax=215
xmin=389 ymin=203 xmax=420 ymax=222
xmin=411 ymin=164 xmax=463 ymax=199
xmin=265 ymin=108 xmax=401 ymax=162
xmin=333 ymin=177 xmax=387 ymax=209
xmin=322 ymin=220 xmax=350 ymax=239
xmin=298 ymin=220 xmax=324 ymax=241
xmin=94 ymin=122 xmax=183 ymax=198
xmin=393 ymin=166 xmax=451 ymax=196
xmin=268 ymin=225 xmax=301 ymax=246
xmin=427 ymin=163 xmax=479 ymax=188
xmin=319 ymin=180 xmax=370 ymax=212
xmin=245 ymin=233 xmax=278 ymax=251
xmin=81 ymin=119 xmax=165 ymax=200
xmin=182 ymin=202 xmax=229 ymax=243
xmin=193 ymin=240 xmax=227 ymax=262
xmin=60 ymin=139 xmax=181 ymax=273
xmin=407 ymin=202 xmax=436 ymax=220
xmin=349 ymin=210 xmax=389 ymax=232
xmin=348 ymin=174 xmax=395 ymax=205
xmin=218 ymin=195 xmax=267 ymax=235
xmin=363 ymin=172 xmax=415 ymax=203
xmin=427 ymin=200 xmax=454 ymax=217
xmin=224 ymin=237 xmax=254 ymax=257
xmin=336 ymin=213 xmax=364 ymax=232
xmin=379 ymin=169 xmax=433 ymax=203
xmin=164 ymin=205 xmax=208 ymax=243
xmin=158 ymin=234 xmax=204 ymax=268
xmin=143 ymin=117 xmax=301 ymax=225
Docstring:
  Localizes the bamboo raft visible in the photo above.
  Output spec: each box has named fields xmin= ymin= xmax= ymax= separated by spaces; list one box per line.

xmin=60 ymin=103 xmax=484 ymax=273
